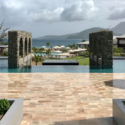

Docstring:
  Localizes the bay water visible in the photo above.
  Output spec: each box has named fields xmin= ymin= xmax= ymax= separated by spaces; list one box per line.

xmin=3 ymin=39 xmax=86 ymax=48
xmin=32 ymin=39 xmax=83 ymax=48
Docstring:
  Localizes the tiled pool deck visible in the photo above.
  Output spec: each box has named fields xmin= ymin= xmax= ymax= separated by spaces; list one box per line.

xmin=1 ymin=73 xmax=125 ymax=125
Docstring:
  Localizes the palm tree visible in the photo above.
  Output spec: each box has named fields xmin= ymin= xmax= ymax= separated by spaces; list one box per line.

xmin=50 ymin=46 xmax=52 ymax=51
xmin=46 ymin=42 xmax=50 ymax=49
xmin=34 ymin=55 xmax=39 ymax=65
xmin=45 ymin=49 xmax=51 ymax=58
xmin=39 ymin=48 xmax=45 ymax=57
xmin=82 ymin=40 xmax=86 ymax=42
xmin=32 ymin=47 xmax=38 ymax=58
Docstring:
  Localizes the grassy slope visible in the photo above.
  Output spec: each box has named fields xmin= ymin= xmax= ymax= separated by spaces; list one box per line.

xmin=48 ymin=56 xmax=89 ymax=65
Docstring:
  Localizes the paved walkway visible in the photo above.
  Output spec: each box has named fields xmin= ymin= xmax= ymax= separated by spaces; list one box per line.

xmin=0 ymin=73 xmax=124 ymax=125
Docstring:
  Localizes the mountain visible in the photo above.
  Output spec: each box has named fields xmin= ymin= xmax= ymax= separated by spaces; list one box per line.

xmin=37 ymin=22 xmax=125 ymax=39
xmin=67 ymin=27 xmax=121 ymax=39
xmin=110 ymin=22 xmax=125 ymax=34
xmin=38 ymin=33 xmax=77 ymax=39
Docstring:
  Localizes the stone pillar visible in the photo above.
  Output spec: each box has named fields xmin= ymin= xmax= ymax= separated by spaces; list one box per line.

xmin=30 ymin=36 xmax=32 ymax=65
xmin=23 ymin=38 xmax=25 ymax=64
xmin=20 ymin=38 xmax=23 ymax=57
xmin=8 ymin=31 xmax=18 ymax=68
xmin=27 ymin=39 xmax=29 ymax=66
xmin=8 ymin=30 xmax=32 ymax=68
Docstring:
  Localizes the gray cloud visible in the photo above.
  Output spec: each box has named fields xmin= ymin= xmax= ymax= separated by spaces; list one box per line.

xmin=108 ymin=9 xmax=125 ymax=20
xmin=109 ymin=6 xmax=116 ymax=11
xmin=61 ymin=1 xmax=98 ymax=22
xmin=0 ymin=0 xmax=98 ymax=25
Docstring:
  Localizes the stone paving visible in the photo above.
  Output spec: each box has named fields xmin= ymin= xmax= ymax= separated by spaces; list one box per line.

xmin=1 ymin=73 xmax=125 ymax=125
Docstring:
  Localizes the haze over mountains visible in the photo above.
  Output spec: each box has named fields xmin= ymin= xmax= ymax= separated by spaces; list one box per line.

xmin=37 ymin=22 xmax=125 ymax=39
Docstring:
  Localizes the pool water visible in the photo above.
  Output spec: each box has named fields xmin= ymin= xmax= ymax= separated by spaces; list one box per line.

xmin=0 ymin=60 xmax=125 ymax=73
xmin=35 ymin=52 xmax=61 ymax=56
xmin=34 ymin=52 xmax=66 ymax=58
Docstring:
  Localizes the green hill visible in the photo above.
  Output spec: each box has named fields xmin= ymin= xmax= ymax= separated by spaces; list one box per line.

xmin=37 ymin=26 xmax=123 ymax=39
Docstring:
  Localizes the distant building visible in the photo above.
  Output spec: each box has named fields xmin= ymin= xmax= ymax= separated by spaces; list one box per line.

xmin=77 ymin=36 xmax=124 ymax=48
xmin=0 ymin=45 xmax=8 ymax=55
xmin=77 ymin=41 xmax=89 ymax=48
xmin=116 ymin=35 xmax=125 ymax=49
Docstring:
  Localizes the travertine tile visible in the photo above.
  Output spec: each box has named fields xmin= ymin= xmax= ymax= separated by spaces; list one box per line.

xmin=0 ymin=73 xmax=123 ymax=125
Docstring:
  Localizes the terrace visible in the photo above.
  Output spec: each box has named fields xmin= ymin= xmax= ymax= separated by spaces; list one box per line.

xmin=0 ymin=73 xmax=124 ymax=125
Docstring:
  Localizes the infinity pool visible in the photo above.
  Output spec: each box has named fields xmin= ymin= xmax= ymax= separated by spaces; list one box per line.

xmin=0 ymin=60 xmax=125 ymax=73
xmin=35 ymin=52 xmax=61 ymax=55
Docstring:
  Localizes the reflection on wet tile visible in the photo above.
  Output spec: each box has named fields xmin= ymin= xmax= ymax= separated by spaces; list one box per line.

xmin=0 ymin=73 xmax=124 ymax=125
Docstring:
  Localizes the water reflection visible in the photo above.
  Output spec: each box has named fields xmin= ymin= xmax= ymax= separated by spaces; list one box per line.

xmin=89 ymin=66 xmax=113 ymax=73
xmin=7 ymin=66 xmax=32 ymax=73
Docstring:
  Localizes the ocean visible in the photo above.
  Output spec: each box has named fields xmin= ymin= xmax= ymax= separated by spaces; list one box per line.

xmin=32 ymin=39 xmax=83 ymax=48
xmin=3 ymin=39 xmax=86 ymax=48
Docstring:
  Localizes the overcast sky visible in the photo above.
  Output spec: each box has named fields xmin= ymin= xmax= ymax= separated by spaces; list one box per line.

xmin=0 ymin=0 xmax=125 ymax=38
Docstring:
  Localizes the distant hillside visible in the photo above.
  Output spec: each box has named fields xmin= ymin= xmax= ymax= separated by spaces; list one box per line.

xmin=38 ymin=33 xmax=77 ymax=39
xmin=110 ymin=22 xmax=125 ymax=34
xmin=37 ymin=22 xmax=125 ymax=39
xmin=66 ymin=27 xmax=121 ymax=39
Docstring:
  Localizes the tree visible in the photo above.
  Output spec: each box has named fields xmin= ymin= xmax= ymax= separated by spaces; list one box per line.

xmin=0 ymin=20 xmax=10 ymax=45
xmin=34 ymin=55 xmax=39 ymax=65
xmin=39 ymin=48 xmax=45 ymax=56
xmin=50 ymin=46 xmax=52 ymax=51
xmin=46 ymin=42 xmax=50 ymax=48
xmin=4 ymin=42 xmax=8 ymax=45
xmin=82 ymin=40 xmax=86 ymax=42
xmin=45 ymin=49 xmax=51 ymax=58
xmin=3 ymin=51 xmax=8 ymax=56
xmin=32 ymin=47 xmax=37 ymax=56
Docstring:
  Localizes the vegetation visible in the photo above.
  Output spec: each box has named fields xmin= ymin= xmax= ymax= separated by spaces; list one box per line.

xmin=46 ymin=42 xmax=50 ymax=48
xmin=113 ymin=53 xmax=121 ymax=56
xmin=34 ymin=55 xmax=40 ymax=65
xmin=0 ymin=20 xmax=10 ymax=45
xmin=86 ymin=46 xmax=89 ymax=51
xmin=67 ymin=43 xmax=78 ymax=49
xmin=82 ymin=40 xmax=86 ymax=42
xmin=45 ymin=49 xmax=51 ymax=57
xmin=39 ymin=48 xmax=45 ymax=56
xmin=61 ymin=48 xmax=68 ymax=53
xmin=32 ymin=47 xmax=37 ymax=56
xmin=0 ymin=99 xmax=10 ymax=115
xmin=57 ymin=44 xmax=60 ymax=46
xmin=113 ymin=47 xmax=124 ymax=53
xmin=120 ymin=53 xmax=125 ymax=56
xmin=113 ymin=47 xmax=125 ymax=56
xmin=3 ymin=51 xmax=8 ymax=56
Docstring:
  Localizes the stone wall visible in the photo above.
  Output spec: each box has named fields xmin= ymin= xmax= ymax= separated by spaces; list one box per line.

xmin=89 ymin=31 xmax=113 ymax=68
xmin=8 ymin=30 xmax=32 ymax=68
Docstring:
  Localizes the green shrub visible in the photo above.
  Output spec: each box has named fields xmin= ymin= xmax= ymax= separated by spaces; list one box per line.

xmin=120 ymin=53 xmax=125 ymax=56
xmin=78 ymin=52 xmax=83 ymax=56
xmin=113 ymin=47 xmax=124 ymax=53
xmin=83 ymin=51 xmax=89 ymax=56
xmin=3 ymin=51 xmax=8 ymax=56
xmin=113 ymin=53 xmax=121 ymax=56
xmin=0 ymin=99 xmax=10 ymax=115
xmin=32 ymin=57 xmax=35 ymax=61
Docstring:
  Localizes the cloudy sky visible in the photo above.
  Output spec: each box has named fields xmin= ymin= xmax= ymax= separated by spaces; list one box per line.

xmin=0 ymin=0 xmax=125 ymax=38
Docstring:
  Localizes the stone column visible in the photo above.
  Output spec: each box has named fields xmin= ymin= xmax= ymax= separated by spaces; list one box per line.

xmin=30 ymin=36 xmax=32 ymax=66
xmin=27 ymin=39 xmax=29 ymax=66
xmin=17 ymin=36 xmax=20 ymax=67
xmin=23 ymin=38 xmax=25 ymax=65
